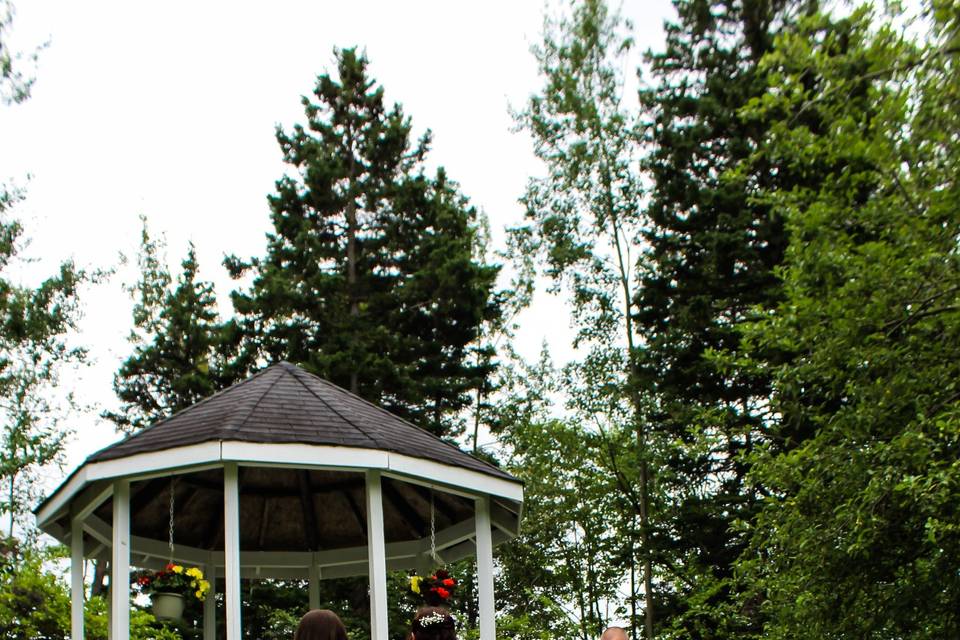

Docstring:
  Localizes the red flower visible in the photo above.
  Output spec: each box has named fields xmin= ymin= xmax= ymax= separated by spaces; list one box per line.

xmin=436 ymin=587 xmax=450 ymax=599
xmin=442 ymin=578 xmax=455 ymax=587
xmin=435 ymin=569 xmax=449 ymax=579
xmin=165 ymin=563 xmax=176 ymax=571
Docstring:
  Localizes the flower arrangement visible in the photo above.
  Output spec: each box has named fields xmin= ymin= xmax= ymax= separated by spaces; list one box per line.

xmin=409 ymin=569 xmax=457 ymax=605
xmin=133 ymin=563 xmax=211 ymax=601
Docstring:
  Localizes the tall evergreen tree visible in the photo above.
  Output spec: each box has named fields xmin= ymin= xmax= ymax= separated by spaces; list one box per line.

xmin=633 ymin=0 xmax=819 ymax=635
xmin=228 ymin=48 xmax=501 ymax=437
xmin=107 ymin=220 xmax=234 ymax=432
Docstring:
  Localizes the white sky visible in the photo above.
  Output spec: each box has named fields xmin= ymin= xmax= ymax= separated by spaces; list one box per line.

xmin=0 ymin=0 xmax=674 ymax=489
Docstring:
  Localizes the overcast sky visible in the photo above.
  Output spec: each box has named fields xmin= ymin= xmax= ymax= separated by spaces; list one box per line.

xmin=0 ymin=0 xmax=675 ymax=479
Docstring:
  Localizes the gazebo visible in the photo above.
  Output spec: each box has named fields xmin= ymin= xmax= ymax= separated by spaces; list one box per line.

xmin=35 ymin=362 xmax=523 ymax=640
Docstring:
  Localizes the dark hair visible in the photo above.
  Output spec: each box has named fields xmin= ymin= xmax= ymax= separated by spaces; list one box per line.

xmin=294 ymin=609 xmax=348 ymax=640
xmin=412 ymin=606 xmax=456 ymax=640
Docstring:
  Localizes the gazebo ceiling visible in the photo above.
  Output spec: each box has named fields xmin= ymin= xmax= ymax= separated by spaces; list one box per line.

xmin=92 ymin=468 xmax=476 ymax=553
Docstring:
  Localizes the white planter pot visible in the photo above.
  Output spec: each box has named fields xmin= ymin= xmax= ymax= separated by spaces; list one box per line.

xmin=151 ymin=592 xmax=185 ymax=621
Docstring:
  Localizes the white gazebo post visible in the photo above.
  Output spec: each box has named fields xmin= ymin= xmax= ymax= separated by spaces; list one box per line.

xmin=111 ymin=479 xmax=131 ymax=640
xmin=365 ymin=470 xmax=388 ymax=640
xmin=475 ymin=496 xmax=496 ymax=640
xmin=309 ymin=554 xmax=321 ymax=610
xmin=224 ymin=463 xmax=242 ymax=640
xmin=203 ymin=555 xmax=217 ymax=640
xmin=70 ymin=514 xmax=85 ymax=640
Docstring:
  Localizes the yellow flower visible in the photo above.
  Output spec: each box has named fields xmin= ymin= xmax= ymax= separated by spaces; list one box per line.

xmin=410 ymin=576 xmax=422 ymax=594
xmin=195 ymin=590 xmax=204 ymax=599
xmin=186 ymin=567 xmax=203 ymax=579
xmin=172 ymin=565 xmax=184 ymax=574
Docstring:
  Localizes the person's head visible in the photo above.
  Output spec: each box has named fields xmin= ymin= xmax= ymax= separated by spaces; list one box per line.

xmin=411 ymin=606 xmax=456 ymax=640
xmin=294 ymin=609 xmax=348 ymax=640
xmin=600 ymin=627 xmax=628 ymax=640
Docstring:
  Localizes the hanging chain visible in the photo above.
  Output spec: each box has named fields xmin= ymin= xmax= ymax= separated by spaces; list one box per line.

xmin=430 ymin=489 xmax=439 ymax=563
xmin=168 ymin=477 xmax=177 ymax=563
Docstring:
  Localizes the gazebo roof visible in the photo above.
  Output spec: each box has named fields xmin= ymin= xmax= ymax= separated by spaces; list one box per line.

xmin=89 ymin=361 xmax=514 ymax=482
xmin=36 ymin=362 xmax=521 ymax=579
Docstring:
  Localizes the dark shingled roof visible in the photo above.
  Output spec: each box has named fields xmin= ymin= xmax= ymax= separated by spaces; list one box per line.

xmin=89 ymin=362 xmax=516 ymax=482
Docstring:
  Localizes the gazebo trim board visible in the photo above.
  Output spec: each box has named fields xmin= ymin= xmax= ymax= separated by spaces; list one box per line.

xmin=36 ymin=440 xmax=523 ymax=529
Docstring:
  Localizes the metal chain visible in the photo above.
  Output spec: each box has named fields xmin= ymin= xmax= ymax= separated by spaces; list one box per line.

xmin=430 ymin=490 xmax=439 ymax=563
xmin=168 ymin=477 xmax=177 ymax=562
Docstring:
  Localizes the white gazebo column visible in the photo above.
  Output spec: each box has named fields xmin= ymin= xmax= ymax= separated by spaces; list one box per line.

xmin=111 ymin=479 xmax=131 ymax=640
xmin=365 ymin=470 xmax=388 ymax=640
xmin=475 ymin=496 xmax=496 ymax=640
xmin=224 ymin=463 xmax=242 ymax=640
xmin=70 ymin=517 xmax=85 ymax=640
xmin=309 ymin=554 xmax=321 ymax=609
xmin=203 ymin=556 xmax=217 ymax=640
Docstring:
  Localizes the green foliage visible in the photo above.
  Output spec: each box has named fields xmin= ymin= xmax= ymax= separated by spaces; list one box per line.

xmin=513 ymin=0 xmax=641 ymax=342
xmin=239 ymin=579 xmax=308 ymax=640
xmin=630 ymin=0 xmax=817 ymax=635
xmin=492 ymin=351 xmax=630 ymax=640
xmin=106 ymin=218 xmax=236 ymax=432
xmin=0 ymin=543 xmax=70 ymax=639
xmin=0 ymin=0 xmax=40 ymax=105
xmin=511 ymin=2 xmax=654 ymax=635
xmin=0 ymin=190 xmax=86 ymax=538
xmin=227 ymin=47 xmax=501 ymax=437
xmin=259 ymin=608 xmax=300 ymax=640
xmin=0 ymin=545 xmax=180 ymax=640
xmin=731 ymin=2 xmax=960 ymax=637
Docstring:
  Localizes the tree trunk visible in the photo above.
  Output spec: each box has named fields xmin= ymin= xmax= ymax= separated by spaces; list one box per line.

xmin=630 ymin=520 xmax=637 ymax=640
xmin=601 ymin=150 xmax=654 ymax=640
xmin=91 ymin=559 xmax=109 ymax=597
xmin=8 ymin=475 xmax=15 ymax=539
xmin=639 ymin=453 xmax=654 ymax=640
xmin=345 ymin=130 xmax=359 ymax=395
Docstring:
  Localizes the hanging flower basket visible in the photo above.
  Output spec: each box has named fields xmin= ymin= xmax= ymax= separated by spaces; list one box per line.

xmin=133 ymin=562 xmax=210 ymax=622
xmin=410 ymin=569 xmax=457 ymax=606
xmin=151 ymin=592 xmax=185 ymax=621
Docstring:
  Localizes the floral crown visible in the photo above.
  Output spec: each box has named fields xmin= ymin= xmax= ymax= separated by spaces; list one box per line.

xmin=413 ymin=611 xmax=455 ymax=630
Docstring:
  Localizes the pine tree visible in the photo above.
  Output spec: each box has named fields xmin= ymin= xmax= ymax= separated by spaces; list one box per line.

xmin=107 ymin=221 xmax=233 ymax=432
xmin=633 ymin=0 xmax=820 ymax=635
xmin=227 ymin=48 xmax=501 ymax=437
